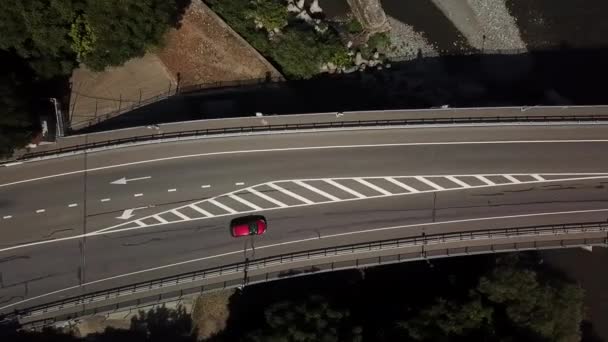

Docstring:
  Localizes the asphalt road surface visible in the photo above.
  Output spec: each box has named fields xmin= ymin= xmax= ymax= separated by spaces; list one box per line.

xmin=2 ymin=125 xmax=608 ymax=313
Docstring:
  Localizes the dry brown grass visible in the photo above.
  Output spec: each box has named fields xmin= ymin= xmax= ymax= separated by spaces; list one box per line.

xmin=191 ymin=289 xmax=235 ymax=340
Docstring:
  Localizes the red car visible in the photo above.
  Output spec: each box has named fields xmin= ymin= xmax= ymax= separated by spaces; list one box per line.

xmin=230 ymin=215 xmax=267 ymax=237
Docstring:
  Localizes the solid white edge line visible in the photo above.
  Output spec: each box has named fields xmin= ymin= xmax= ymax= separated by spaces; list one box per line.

xmin=4 ymin=140 xmax=608 ymax=189
xmin=415 ymin=176 xmax=445 ymax=191
xmin=293 ymin=180 xmax=341 ymax=201
xmin=324 ymin=179 xmax=366 ymax=198
xmin=268 ymin=183 xmax=315 ymax=204
xmin=354 ymin=178 xmax=392 ymax=195
xmin=5 ymin=206 xmax=608 ymax=312
xmin=208 ymin=199 xmax=237 ymax=214
xmin=445 ymin=176 xmax=471 ymax=188
xmin=247 ymin=188 xmax=288 ymax=208
xmin=228 ymin=194 xmax=262 ymax=211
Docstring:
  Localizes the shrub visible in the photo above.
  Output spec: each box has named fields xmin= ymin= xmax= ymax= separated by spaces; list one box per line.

xmin=346 ymin=18 xmax=363 ymax=34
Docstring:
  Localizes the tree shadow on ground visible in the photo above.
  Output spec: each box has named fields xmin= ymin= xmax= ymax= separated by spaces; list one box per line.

xmin=79 ymin=45 xmax=608 ymax=133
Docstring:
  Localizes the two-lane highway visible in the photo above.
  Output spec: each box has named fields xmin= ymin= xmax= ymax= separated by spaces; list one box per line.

xmin=2 ymin=125 xmax=608 ymax=313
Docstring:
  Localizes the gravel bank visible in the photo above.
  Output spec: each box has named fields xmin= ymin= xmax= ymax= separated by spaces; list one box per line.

xmin=386 ymin=16 xmax=438 ymax=61
xmin=467 ymin=0 xmax=526 ymax=52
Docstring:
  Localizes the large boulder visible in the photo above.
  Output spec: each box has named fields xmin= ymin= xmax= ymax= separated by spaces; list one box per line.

xmin=346 ymin=0 xmax=390 ymax=34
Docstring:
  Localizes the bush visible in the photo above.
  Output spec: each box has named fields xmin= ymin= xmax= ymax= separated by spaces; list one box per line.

xmin=270 ymin=27 xmax=348 ymax=78
xmin=245 ymin=0 xmax=289 ymax=34
xmin=209 ymin=0 xmax=348 ymax=79
xmin=346 ymin=18 xmax=363 ymax=34
xmin=367 ymin=32 xmax=391 ymax=52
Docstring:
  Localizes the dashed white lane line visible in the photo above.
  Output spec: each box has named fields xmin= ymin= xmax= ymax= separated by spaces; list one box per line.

xmin=385 ymin=177 xmax=420 ymax=193
xmin=168 ymin=189 xmax=177 ymax=192
xmin=354 ymin=178 xmax=392 ymax=196
xmin=446 ymin=176 xmax=471 ymax=188
xmin=100 ymin=198 xmax=111 ymax=202
xmin=268 ymin=183 xmax=315 ymax=204
xmin=68 ymin=203 xmax=78 ymax=208
xmin=134 ymin=193 xmax=143 ymax=197
xmin=201 ymin=185 xmax=211 ymax=189
xmin=229 ymin=194 xmax=262 ymax=210
xmin=208 ymin=199 xmax=237 ymax=214
xmin=504 ymin=175 xmax=522 ymax=184
xmin=415 ymin=176 xmax=445 ymax=191
xmin=248 ymin=188 xmax=288 ymax=207
xmin=324 ymin=179 xmax=366 ymax=199
xmin=189 ymin=204 xmax=214 ymax=217
xmin=2 ymin=215 xmax=12 ymax=219
xmin=475 ymin=175 xmax=496 ymax=186
xmin=35 ymin=209 xmax=45 ymax=214
xmin=294 ymin=180 xmax=341 ymax=201
xmin=5 ymin=207 xmax=608 ymax=313
xmin=235 ymin=182 xmax=245 ymax=186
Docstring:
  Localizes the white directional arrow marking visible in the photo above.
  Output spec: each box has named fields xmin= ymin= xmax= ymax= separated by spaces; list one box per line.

xmin=116 ymin=206 xmax=149 ymax=220
xmin=111 ymin=176 xmax=152 ymax=185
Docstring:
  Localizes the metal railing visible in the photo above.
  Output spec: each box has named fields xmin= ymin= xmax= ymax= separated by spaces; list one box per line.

xmin=9 ymin=113 xmax=608 ymax=164
xmin=71 ymin=76 xmax=286 ymax=130
xmin=5 ymin=220 xmax=607 ymax=325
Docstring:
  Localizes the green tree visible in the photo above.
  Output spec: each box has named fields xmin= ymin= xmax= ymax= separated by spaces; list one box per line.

xmin=399 ymin=260 xmax=585 ymax=342
xmin=0 ymin=0 xmax=77 ymax=78
xmin=477 ymin=265 xmax=585 ymax=342
xmin=400 ymin=297 xmax=493 ymax=341
xmin=245 ymin=295 xmax=362 ymax=342
xmin=69 ymin=14 xmax=96 ymax=62
xmin=80 ymin=0 xmax=177 ymax=71
xmin=0 ymin=0 xmax=179 ymax=77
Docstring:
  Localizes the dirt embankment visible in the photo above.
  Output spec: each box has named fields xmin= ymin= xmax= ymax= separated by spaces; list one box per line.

xmin=157 ymin=0 xmax=282 ymax=87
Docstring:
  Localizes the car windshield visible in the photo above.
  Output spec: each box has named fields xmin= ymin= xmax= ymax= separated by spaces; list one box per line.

xmin=248 ymin=222 xmax=258 ymax=235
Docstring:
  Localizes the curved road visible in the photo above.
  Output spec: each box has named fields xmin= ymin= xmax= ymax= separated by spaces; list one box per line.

xmin=2 ymin=125 xmax=608 ymax=313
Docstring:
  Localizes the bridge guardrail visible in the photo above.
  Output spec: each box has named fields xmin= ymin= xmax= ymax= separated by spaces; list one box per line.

xmin=5 ymin=220 xmax=607 ymax=324
xmin=8 ymin=113 xmax=608 ymax=164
